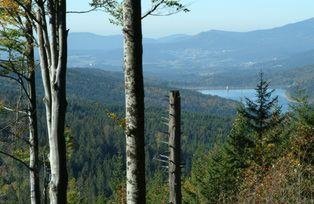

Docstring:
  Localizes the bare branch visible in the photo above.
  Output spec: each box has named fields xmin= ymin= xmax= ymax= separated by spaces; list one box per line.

xmin=0 ymin=150 xmax=32 ymax=171
xmin=153 ymin=157 xmax=169 ymax=163
xmin=159 ymin=154 xmax=169 ymax=159
xmin=142 ymin=0 xmax=190 ymax=20
xmin=142 ymin=0 xmax=165 ymax=19
xmin=2 ymin=106 xmax=28 ymax=115
xmin=0 ymin=72 xmax=20 ymax=84
xmin=66 ymin=8 xmax=99 ymax=14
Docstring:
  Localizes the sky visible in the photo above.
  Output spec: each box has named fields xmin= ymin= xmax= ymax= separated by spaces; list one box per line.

xmin=67 ymin=0 xmax=314 ymax=38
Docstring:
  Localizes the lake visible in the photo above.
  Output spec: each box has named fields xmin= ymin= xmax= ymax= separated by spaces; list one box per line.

xmin=199 ymin=88 xmax=291 ymax=112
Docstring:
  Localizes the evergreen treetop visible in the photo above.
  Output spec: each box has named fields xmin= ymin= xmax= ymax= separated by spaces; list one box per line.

xmin=239 ymin=72 xmax=282 ymax=138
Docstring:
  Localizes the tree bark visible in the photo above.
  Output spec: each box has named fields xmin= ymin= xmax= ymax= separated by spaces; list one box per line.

xmin=28 ymin=71 xmax=41 ymax=204
xmin=168 ymin=91 xmax=182 ymax=204
xmin=123 ymin=0 xmax=146 ymax=203
xmin=48 ymin=0 xmax=68 ymax=202
xmin=25 ymin=1 xmax=41 ymax=202
xmin=36 ymin=0 xmax=68 ymax=203
xmin=36 ymin=0 xmax=52 ymax=137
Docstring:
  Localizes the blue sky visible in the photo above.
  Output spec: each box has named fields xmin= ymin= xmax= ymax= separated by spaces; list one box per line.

xmin=68 ymin=0 xmax=314 ymax=37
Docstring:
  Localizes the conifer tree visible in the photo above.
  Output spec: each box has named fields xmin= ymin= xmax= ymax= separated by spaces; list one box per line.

xmin=239 ymin=72 xmax=284 ymax=167
xmin=225 ymin=114 xmax=255 ymax=169
xmin=239 ymin=72 xmax=282 ymax=139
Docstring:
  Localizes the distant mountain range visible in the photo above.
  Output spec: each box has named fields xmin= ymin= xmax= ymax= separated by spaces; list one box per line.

xmin=68 ymin=18 xmax=314 ymax=72
xmin=68 ymin=18 xmax=314 ymax=101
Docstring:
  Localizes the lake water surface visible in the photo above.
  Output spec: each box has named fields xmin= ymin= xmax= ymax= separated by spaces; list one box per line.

xmin=199 ymin=89 xmax=291 ymax=112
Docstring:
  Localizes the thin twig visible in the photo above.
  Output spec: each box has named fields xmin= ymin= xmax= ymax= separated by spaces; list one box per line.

xmin=142 ymin=0 xmax=165 ymax=19
xmin=2 ymin=106 xmax=28 ymax=115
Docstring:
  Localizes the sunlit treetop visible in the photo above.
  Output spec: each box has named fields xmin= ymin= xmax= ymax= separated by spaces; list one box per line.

xmin=0 ymin=0 xmax=30 ymax=75
xmin=0 ymin=0 xmax=31 ymax=17
xmin=0 ymin=0 xmax=19 ymax=11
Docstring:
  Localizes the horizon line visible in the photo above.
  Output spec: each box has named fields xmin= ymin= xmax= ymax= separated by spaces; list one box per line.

xmin=68 ymin=17 xmax=314 ymax=39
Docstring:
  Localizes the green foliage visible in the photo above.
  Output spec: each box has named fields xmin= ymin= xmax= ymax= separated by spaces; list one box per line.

xmin=239 ymin=72 xmax=282 ymax=137
xmin=0 ymin=68 xmax=312 ymax=202
xmin=90 ymin=0 xmax=123 ymax=25
xmin=106 ymin=111 xmax=126 ymax=129
xmin=67 ymin=178 xmax=81 ymax=204
xmin=65 ymin=127 xmax=75 ymax=159
xmin=184 ymin=139 xmax=256 ymax=203
xmin=0 ymin=28 xmax=25 ymax=54
xmin=238 ymin=97 xmax=314 ymax=203
xmin=0 ymin=100 xmax=3 ymax=111
xmin=224 ymin=114 xmax=255 ymax=169
xmin=291 ymin=89 xmax=314 ymax=126
xmin=147 ymin=172 xmax=168 ymax=204
xmin=183 ymin=85 xmax=313 ymax=203
xmin=90 ymin=0 xmax=189 ymax=25
xmin=0 ymin=68 xmax=237 ymax=202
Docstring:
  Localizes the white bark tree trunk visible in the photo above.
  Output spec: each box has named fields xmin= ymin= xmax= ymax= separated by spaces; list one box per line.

xmin=25 ymin=2 xmax=41 ymax=202
xmin=36 ymin=0 xmax=68 ymax=203
xmin=123 ymin=0 xmax=146 ymax=203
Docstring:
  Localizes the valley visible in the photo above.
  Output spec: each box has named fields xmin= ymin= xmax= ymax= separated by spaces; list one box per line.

xmin=68 ymin=18 xmax=314 ymax=103
xmin=0 ymin=68 xmax=238 ymax=201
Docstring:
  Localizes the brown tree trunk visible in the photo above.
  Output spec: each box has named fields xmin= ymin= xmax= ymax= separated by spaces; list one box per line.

xmin=168 ymin=91 xmax=182 ymax=204
xmin=123 ymin=0 xmax=146 ymax=203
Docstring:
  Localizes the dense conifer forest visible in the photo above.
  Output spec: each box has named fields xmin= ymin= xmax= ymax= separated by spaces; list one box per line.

xmin=1 ymin=68 xmax=313 ymax=203
xmin=0 ymin=68 xmax=238 ymax=202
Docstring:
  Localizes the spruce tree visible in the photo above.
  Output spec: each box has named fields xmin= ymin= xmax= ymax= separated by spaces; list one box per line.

xmin=225 ymin=114 xmax=255 ymax=169
xmin=239 ymin=72 xmax=284 ymax=167
xmin=239 ymin=72 xmax=282 ymax=139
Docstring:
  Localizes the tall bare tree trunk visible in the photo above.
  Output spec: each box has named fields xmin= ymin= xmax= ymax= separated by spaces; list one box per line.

xmin=168 ymin=91 xmax=182 ymax=204
xmin=48 ymin=0 xmax=68 ymax=202
xmin=123 ymin=0 xmax=146 ymax=203
xmin=25 ymin=2 xmax=41 ymax=202
xmin=36 ymin=0 xmax=68 ymax=203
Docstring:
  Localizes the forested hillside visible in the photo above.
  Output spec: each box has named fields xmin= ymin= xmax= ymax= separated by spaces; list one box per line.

xmin=0 ymin=68 xmax=237 ymax=202
xmin=2 ymin=68 xmax=312 ymax=203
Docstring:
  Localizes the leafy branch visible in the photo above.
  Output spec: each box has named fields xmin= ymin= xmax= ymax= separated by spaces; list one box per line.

xmin=90 ymin=0 xmax=190 ymax=26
